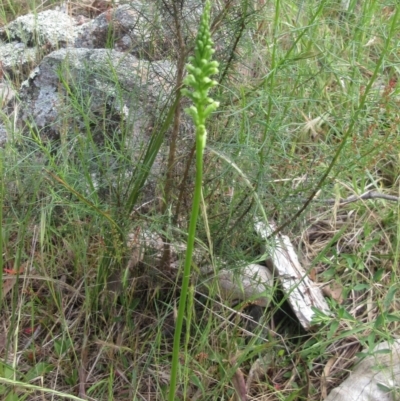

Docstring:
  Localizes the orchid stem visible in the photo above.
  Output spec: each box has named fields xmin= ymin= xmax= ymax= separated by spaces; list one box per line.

xmin=167 ymin=1 xmax=219 ymax=399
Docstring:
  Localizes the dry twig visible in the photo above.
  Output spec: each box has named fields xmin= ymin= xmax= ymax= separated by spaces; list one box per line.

xmin=320 ymin=190 xmax=399 ymax=205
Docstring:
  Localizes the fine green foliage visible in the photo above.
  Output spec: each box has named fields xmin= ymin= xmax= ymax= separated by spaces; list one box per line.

xmin=169 ymin=1 xmax=219 ymax=399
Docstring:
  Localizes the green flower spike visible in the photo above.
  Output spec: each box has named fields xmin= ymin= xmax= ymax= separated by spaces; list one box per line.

xmin=168 ymin=1 xmax=219 ymax=400
xmin=181 ymin=0 xmax=219 ymax=145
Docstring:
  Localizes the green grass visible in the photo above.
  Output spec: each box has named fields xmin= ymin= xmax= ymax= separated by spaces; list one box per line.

xmin=1 ymin=0 xmax=400 ymax=400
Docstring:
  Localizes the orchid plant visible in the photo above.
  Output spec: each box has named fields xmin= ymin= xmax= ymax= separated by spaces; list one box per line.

xmin=168 ymin=1 xmax=219 ymax=399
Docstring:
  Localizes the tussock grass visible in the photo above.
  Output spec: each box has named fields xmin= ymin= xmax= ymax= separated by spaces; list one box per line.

xmin=1 ymin=0 xmax=399 ymax=400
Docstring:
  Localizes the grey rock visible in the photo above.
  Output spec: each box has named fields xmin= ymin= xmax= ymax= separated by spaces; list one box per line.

xmin=0 ymin=124 xmax=7 ymax=147
xmin=0 ymin=80 xmax=16 ymax=107
xmin=15 ymin=47 xmax=176 ymax=197
xmin=0 ymin=10 xmax=77 ymax=47
xmin=18 ymin=47 xmax=175 ymax=139
xmin=0 ymin=2 xmax=192 ymax=191
xmin=9 ymin=45 xmax=176 ymax=200
xmin=325 ymin=340 xmax=400 ymax=401
xmin=0 ymin=10 xmax=77 ymax=76
xmin=74 ymin=3 xmax=155 ymax=58
xmin=0 ymin=41 xmax=38 ymax=74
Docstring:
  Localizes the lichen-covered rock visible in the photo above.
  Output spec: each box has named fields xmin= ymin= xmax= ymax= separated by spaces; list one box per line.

xmin=12 ymin=46 xmax=176 ymax=200
xmin=0 ymin=80 xmax=16 ymax=107
xmin=0 ymin=10 xmax=77 ymax=47
xmin=0 ymin=10 xmax=77 ymax=76
xmin=0 ymin=2 xmax=190 ymax=185
xmin=325 ymin=340 xmax=400 ymax=401
xmin=0 ymin=124 xmax=7 ymax=147
xmin=0 ymin=2 xmax=168 ymax=79
xmin=18 ymin=47 xmax=175 ymax=140
xmin=0 ymin=42 xmax=38 ymax=74
xmin=74 ymin=3 xmax=155 ymax=58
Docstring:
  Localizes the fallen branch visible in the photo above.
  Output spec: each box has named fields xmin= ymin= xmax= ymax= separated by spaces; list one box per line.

xmin=320 ymin=190 xmax=399 ymax=205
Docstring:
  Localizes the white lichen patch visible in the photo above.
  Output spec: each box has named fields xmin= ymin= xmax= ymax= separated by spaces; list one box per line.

xmin=0 ymin=42 xmax=37 ymax=69
xmin=1 ymin=10 xmax=76 ymax=47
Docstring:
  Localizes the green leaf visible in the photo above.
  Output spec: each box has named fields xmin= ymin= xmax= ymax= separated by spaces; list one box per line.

xmin=0 ymin=386 xmax=9 ymax=396
xmin=376 ymin=383 xmax=392 ymax=393
xmin=353 ymin=283 xmax=370 ymax=291
xmin=190 ymin=374 xmax=204 ymax=393
xmin=54 ymin=338 xmax=72 ymax=357
xmin=374 ymin=349 xmax=392 ymax=355
xmin=367 ymin=332 xmax=376 ymax=345
xmin=4 ymin=391 xmax=19 ymax=401
xmin=374 ymin=313 xmax=385 ymax=328
xmin=384 ymin=285 xmax=397 ymax=309
xmin=24 ymin=362 xmax=53 ymax=382
xmin=0 ymin=361 xmax=16 ymax=380
xmin=386 ymin=314 xmax=400 ymax=322
xmin=373 ymin=268 xmax=384 ymax=282
xmin=327 ymin=320 xmax=339 ymax=339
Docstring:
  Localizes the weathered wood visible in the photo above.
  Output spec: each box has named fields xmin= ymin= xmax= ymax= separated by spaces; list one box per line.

xmin=254 ymin=220 xmax=330 ymax=329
